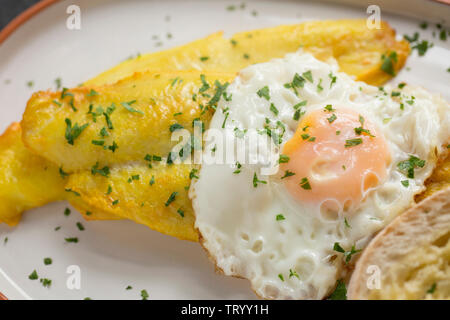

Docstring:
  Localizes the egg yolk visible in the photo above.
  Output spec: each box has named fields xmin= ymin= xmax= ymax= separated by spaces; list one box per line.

xmin=281 ymin=108 xmax=390 ymax=214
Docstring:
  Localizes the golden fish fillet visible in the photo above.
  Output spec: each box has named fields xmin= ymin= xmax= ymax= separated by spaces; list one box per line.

xmin=21 ymin=70 xmax=234 ymax=241
xmin=22 ymin=71 xmax=235 ymax=171
xmin=66 ymin=162 xmax=198 ymax=241
xmin=0 ymin=123 xmax=115 ymax=225
xmin=0 ymin=123 xmax=65 ymax=225
xmin=88 ymin=20 xmax=409 ymax=87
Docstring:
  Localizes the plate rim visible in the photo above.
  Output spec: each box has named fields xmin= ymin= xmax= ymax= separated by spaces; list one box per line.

xmin=0 ymin=0 xmax=60 ymax=45
xmin=0 ymin=0 xmax=448 ymax=300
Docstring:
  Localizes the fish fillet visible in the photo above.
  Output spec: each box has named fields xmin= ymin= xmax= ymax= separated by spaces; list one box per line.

xmin=88 ymin=20 xmax=409 ymax=86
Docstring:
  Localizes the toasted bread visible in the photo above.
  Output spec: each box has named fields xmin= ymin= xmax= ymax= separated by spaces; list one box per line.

xmin=348 ymin=188 xmax=450 ymax=300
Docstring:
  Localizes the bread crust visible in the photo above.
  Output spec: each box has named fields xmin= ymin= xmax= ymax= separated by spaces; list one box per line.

xmin=348 ymin=187 xmax=450 ymax=299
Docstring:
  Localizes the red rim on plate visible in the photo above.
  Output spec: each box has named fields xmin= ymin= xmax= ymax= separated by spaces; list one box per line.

xmin=0 ymin=0 xmax=60 ymax=45
xmin=0 ymin=0 xmax=448 ymax=301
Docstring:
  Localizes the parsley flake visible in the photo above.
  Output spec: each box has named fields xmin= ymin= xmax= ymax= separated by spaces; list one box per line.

xmin=64 ymin=118 xmax=88 ymax=145
xmin=257 ymin=86 xmax=270 ymax=100
xmin=165 ymin=192 xmax=178 ymax=206
xmin=299 ymin=177 xmax=311 ymax=190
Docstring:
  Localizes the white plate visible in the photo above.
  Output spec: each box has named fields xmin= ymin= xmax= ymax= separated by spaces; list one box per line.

xmin=0 ymin=0 xmax=449 ymax=300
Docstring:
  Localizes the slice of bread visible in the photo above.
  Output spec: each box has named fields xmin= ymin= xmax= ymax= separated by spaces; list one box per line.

xmin=348 ymin=187 xmax=450 ymax=300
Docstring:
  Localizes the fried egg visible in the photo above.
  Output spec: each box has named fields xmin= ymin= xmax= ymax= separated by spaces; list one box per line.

xmin=190 ymin=51 xmax=450 ymax=299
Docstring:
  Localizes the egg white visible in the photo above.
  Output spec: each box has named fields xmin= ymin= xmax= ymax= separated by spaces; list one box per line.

xmin=190 ymin=51 xmax=450 ymax=299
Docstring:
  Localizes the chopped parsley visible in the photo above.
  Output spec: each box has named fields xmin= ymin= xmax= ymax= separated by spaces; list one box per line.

xmin=64 ymin=118 xmax=89 ymax=145
xmin=316 ymin=79 xmax=323 ymax=92
xmin=333 ymin=242 xmax=361 ymax=263
xmin=199 ymin=74 xmax=210 ymax=93
xmin=64 ymin=207 xmax=71 ymax=217
xmin=427 ymin=283 xmax=437 ymax=294
xmin=397 ymin=155 xmax=425 ymax=178
xmin=100 ymin=127 xmax=109 ymax=138
xmin=61 ymin=88 xmax=74 ymax=99
xmin=354 ymin=127 xmax=374 ymax=137
xmin=344 ymin=218 xmax=351 ymax=228
xmin=301 ymin=133 xmax=310 ymax=140
xmin=270 ymin=103 xmax=279 ymax=116
xmin=208 ymin=80 xmax=229 ymax=108
xmin=233 ymin=162 xmax=242 ymax=174
xmin=278 ymin=154 xmax=290 ymax=163
xmin=276 ymin=214 xmax=285 ymax=221
xmin=91 ymin=140 xmax=104 ymax=146
xmin=108 ymin=141 xmax=118 ymax=153
xmin=328 ymin=279 xmax=347 ymax=300
xmin=441 ymin=30 xmax=448 ymax=41
xmin=401 ymin=180 xmax=410 ymax=187
xmin=59 ymin=167 xmax=69 ymax=179
xmin=289 ymin=269 xmax=300 ymax=279
xmin=327 ymin=114 xmax=337 ymax=123
xmin=302 ymin=70 xmax=313 ymax=83
xmin=200 ymin=56 xmax=209 ymax=61
xmin=380 ymin=51 xmax=398 ymax=76
xmin=284 ymin=73 xmax=305 ymax=96
xmin=91 ymin=162 xmax=110 ymax=177
xmin=281 ymin=170 xmax=295 ymax=179
xmin=121 ymin=100 xmax=144 ymax=114
xmin=54 ymin=77 xmax=62 ymax=89
xmin=293 ymin=101 xmax=307 ymax=121
xmin=165 ymin=192 xmax=178 ymax=206
xmin=112 ymin=199 xmax=119 ymax=205
xmin=177 ymin=208 xmax=185 ymax=218
xmin=170 ymin=77 xmax=182 ymax=87
xmin=126 ymin=285 xmax=133 ymax=290
xmin=188 ymin=169 xmax=199 ymax=180
xmin=253 ymin=172 xmax=267 ymax=188
xmin=40 ymin=278 xmax=52 ymax=288
xmin=65 ymin=237 xmax=79 ymax=243
xmin=65 ymin=188 xmax=80 ymax=197
xmin=278 ymin=274 xmax=285 ymax=281
xmin=345 ymin=138 xmax=363 ymax=148
xmin=257 ymin=86 xmax=270 ymax=100
xmin=299 ymin=177 xmax=311 ymax=190
xmin=413 ymin=40 xmax=433 ymax=56
xmin=169 ymin=123 xmax=184 ymax=132
xmin=87 ymin=89 xmax=98 ymax=97
xmin=141 ymin=289 xmax=149 ymax=300
xmin=44 ymin=258 xmax=52 ymax=265
xmin=324 ymin=104 xmax=335 ymax=112
xmin=404 ymin=32 xmax=419 ymax=43
xmin=329 ymin=72 xmax=337 ymax=88
xmin=28 ymin=270 xmax=38 ymax=280
xmin=76 ymin=222 xmax=85 ymax=231
xmin=234 ymin=127 xmax=247 ymax=138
